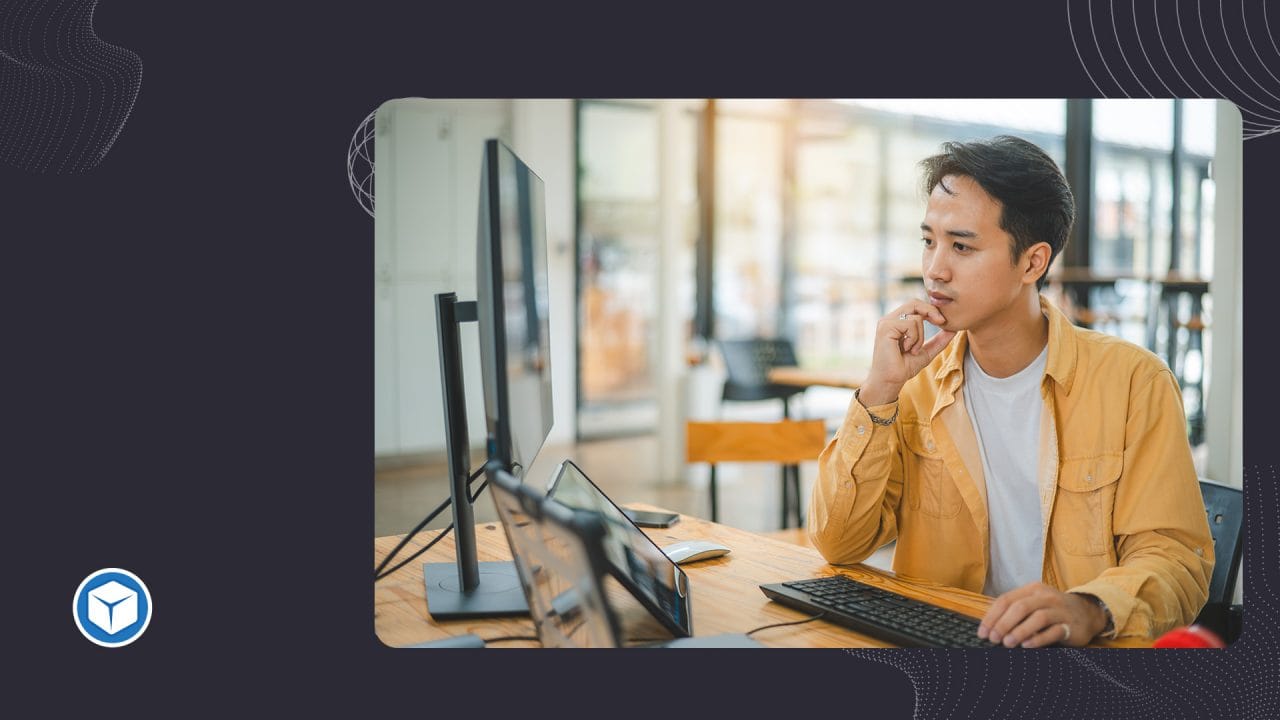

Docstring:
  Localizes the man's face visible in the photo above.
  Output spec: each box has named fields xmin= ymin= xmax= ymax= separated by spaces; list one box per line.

xmin=920 ymin=174 xmax=1030 ymax=333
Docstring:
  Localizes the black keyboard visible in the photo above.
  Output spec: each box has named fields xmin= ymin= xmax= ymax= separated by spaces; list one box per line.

xmin=760 ymin=575 xmax=999 ymax=648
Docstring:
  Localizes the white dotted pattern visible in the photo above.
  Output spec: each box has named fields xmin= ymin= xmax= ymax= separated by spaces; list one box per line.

xmin=847 ymin=465 xmax=1277 ymax=719
xmin=1066 ymin=0 xmax=1280 ymax=140
xmin=0 ymin=0 xmax=142 ymax=174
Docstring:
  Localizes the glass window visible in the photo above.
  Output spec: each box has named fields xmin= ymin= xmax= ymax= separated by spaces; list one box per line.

xmin=1182 ymin=99 xmax=1217 ymax=156
xmin=793 ymin=127 xmax=882 ymax=368
xmin=1089 ymin=99 xmax=1218 ymax=447
xmin=1183 ymin=99 xmax=1217 ymax=276
xmin=577 ymin=101 xmax=700 ymax=437
xmin=1092 ymin=152 xmax=1168 ymax=277
xmin=714 ymin=113 xmax=784 ymax=339
xmin=838 ymin=99 xmax=1067 ymax=136
xmin=1094 ymin=99 xmax=1174 ymax=149
xmin=578 ymin=103 xmax=659 ymax=433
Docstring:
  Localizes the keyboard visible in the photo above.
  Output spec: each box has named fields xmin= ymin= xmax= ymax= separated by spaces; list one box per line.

xmin=759 ymin=575 xmax=999 ymax=648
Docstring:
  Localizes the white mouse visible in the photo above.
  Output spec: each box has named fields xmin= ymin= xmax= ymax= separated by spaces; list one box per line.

xmin=662 ymin=539 xmax=732 ymax=564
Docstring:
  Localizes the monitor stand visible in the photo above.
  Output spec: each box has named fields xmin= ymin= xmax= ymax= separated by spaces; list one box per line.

xmin=423 ymin=562 xmax=528 ymax=619
xmin=424 ymin=292 xmax=528 ymax=620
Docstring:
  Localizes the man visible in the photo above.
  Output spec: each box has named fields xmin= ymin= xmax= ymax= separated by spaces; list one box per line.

xmin=807 ymin=136 xmax=1214 ymax=647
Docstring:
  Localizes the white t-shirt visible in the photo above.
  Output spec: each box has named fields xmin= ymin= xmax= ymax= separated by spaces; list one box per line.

xmin=962 ymin=344 xmax=1049 ymax=596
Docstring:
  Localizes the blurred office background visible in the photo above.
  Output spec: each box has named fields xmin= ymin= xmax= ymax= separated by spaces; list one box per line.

xmin=374 ymin=99 xmax=1241 ymax=545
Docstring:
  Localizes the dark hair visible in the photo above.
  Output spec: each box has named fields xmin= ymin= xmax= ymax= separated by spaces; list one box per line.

xmin=920 ymin=135 xmax=1075 ymax=290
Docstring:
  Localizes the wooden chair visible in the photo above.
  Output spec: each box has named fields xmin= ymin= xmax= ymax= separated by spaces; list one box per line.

xmin=686 ymin=419 xmax=827 ymax=529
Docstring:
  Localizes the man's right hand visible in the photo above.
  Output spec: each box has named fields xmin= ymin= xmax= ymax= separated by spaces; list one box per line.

xmin=857 ymin=300 xmax=957 ymax=406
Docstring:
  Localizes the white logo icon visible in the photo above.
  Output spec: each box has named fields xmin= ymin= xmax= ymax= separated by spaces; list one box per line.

xmin=87 ymin=580 xmax=139 ymax=634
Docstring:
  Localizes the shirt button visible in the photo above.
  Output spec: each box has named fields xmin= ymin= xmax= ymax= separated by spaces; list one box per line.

xmin=1086 ymin=474 xmax=1093 ymax=483
xmin=1195 ymin=547 xmax=1204 ymax=556
xmin=856 ymin=425 xmax=865 ymax=435
xmin=843 ymin=481 xmax=852 ymax=489
xmin=927 ymin=441 xmax=935 ymax=451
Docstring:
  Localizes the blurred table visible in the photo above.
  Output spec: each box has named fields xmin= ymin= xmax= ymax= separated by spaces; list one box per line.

xmin=768 ymin=366 xmax=864 ymax=390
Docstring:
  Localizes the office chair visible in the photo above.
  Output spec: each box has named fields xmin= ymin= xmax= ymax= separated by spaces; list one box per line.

xmin=1193 ymin=478 xmax=1243 ymax=644
xmin=717 ymin=339 xmax=807 ymax=417
xmin=717 ymin=339 xmax=811 ymax=527
xmin=686 ymin=419 xmax=826 ymax=529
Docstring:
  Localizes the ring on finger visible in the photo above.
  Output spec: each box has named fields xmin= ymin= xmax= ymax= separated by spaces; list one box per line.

xmin=1060 ymin=623 xmax=1071 ymax=643
xmin=898 ymin=313 xmax=910 ymax=320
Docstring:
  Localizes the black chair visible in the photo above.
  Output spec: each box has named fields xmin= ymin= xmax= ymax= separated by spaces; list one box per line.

xmin=718 ymin=339 xmax=806 ymax=417
xmin=1194 ymin=479 xmax=1243 ymax=643
xmin=716 ymin=339 xmax=809 ymax=528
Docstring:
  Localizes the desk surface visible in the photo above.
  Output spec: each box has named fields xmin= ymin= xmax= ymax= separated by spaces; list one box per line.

xmin=374 ymin=506 xmax=1148 ymax=648
xmin=768 ymin=366 xmax=864 ymax=390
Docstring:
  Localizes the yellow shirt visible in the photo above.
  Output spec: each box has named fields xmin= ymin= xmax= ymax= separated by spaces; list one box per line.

xmin=808 ymin=296 xmax=1214 ymax=639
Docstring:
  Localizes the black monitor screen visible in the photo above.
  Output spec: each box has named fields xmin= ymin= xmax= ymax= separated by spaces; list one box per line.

xmin=476 ymin=139 xmax=553 ymax=476
xmin=546 ymin=459 xmax=693 ymax=638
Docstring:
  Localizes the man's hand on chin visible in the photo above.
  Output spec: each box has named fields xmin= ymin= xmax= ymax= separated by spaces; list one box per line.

xmin=978 ymin=582 xmax=1109 ymax=648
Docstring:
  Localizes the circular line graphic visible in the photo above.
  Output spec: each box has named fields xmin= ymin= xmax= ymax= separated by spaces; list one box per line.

xmin=1068 ymin=0 xmax=1280 ymax=139
xmin=347 ymin=108 xmax=376 ymax=219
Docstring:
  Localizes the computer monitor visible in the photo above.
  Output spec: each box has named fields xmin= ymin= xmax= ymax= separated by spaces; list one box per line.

xmin=546 ymin=459 xmax=693 ymax=638
xmin=422 ymin=139 xmax=552 ymax=619
xmin=476 ymin=138 xmax=553 ymax=475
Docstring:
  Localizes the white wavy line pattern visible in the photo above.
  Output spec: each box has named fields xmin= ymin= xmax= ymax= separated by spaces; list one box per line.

xmin=0 ymin=0 xmax=142 ymax=173
xmin=347 ymin=107 xmax=375 ymax=219
xmin=1069 ymin=0 xmax=1280 ymax=139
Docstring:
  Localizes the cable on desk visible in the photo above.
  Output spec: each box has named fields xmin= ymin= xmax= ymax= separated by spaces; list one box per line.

xmin=375 ymin=502 xmax=452 ymax=581
xmin=745 ymin=612 xmax=826 ymax=637
xmin=482 ymin=635 xmax=541 ymax=645
xmin=375 ymin=524 xmax=455 ymax=582
xmin=374 ymin=467 xmax=484 ymax=582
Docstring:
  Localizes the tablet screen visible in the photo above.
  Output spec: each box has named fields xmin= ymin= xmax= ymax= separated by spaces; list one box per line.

xmin=488 ymin=464 xmax=622 ymax=648
xmin=545 ymin=459 xmax=693 ymax=638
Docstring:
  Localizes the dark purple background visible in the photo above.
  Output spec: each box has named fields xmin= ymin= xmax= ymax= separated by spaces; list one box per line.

xmin=4 ymin=2 xmax=1272 ymax=717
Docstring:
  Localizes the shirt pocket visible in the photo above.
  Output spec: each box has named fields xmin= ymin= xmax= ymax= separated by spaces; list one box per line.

xmin=1052 ymin=454 xmax=1123 ymax=556
xmin=902 ymin=424 xmax=962 ymax=519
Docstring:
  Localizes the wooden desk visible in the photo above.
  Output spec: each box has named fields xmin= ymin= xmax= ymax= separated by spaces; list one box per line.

xmin=374 ymin=507 xmax=1149 ymax=648
xmin=768 ymin=366 xmax=864 ymax=390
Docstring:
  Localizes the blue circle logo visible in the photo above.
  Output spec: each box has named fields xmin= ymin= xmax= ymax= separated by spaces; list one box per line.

xmin=72 ymin=568 xmax=153 ymax=647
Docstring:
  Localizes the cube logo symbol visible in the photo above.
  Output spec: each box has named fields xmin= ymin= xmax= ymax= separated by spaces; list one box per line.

xmin=87 ymin=581 xmax=137 ymax=634
xmin=73 ymin=568 xmax=152 ymax=647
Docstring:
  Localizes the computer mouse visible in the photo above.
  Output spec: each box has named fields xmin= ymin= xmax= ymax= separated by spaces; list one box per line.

xmin=662 ymin=539 xmax=732 ymax=564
